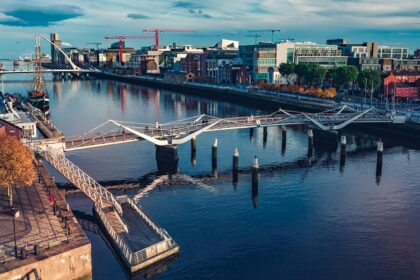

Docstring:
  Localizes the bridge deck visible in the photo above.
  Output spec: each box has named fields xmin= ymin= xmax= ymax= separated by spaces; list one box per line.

xmin=120 ymin=203 xmax=162 ymax=251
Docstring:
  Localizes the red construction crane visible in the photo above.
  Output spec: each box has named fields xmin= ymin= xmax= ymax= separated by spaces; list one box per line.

xmin=142 ymin=29 xmax=195 ymax=50
xmin=104 ymin=35 xmax=154 ymax=64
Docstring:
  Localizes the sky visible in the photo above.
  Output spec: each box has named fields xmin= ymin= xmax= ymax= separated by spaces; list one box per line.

xmin=0 ymin=0 xmax=419 ymax=58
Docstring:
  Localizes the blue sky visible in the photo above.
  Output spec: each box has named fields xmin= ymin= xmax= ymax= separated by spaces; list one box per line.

xmin=0 ymin=0 xmax=419 ymax=58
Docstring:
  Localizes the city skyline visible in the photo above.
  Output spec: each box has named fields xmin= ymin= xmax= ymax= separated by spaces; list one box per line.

xmin=0 ymin=0 xmax=419 ymax=58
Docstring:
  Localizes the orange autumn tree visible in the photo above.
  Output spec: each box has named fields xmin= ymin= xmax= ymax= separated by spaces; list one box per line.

xmin=0 ymin=135 xmax=36 ymax=207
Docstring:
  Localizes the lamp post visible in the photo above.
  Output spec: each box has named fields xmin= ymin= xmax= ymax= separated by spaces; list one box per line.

xmin=9 ymin=207 xmax=19 ymax=258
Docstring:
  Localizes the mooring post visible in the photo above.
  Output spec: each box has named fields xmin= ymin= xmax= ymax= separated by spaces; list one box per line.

xmin=232 ymin=148 xmax=239 ymax=189
xmin=252 ymin=156 xmax=259 ymax=208
xmin=250 ymin=127 xmax=254 ymax=143
xmin=308 ymin=129 xmax=313 ymax=157
xmin=191 ymin=136 xmax=197 ymax=166
xmin=212 ymin=138 xmax=218 ymax=170
xmin=263 ymin=127 xmax=268 ymax=148
xmin=340 ymin=135 xmax=347 ymax=167
xmin=281 ymin=126 xmax=287 ymax=155
xmin=376 ymin=140 xmax=383 ymax=177
xmin=252 ymin=156 xmax=259 ymax=187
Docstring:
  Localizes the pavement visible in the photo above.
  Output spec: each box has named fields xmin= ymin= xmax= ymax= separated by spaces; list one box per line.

xmin=0 ymin=182 xmax=68 ymax=261
xmin=0 ymin=161 xmax=89 ymax=265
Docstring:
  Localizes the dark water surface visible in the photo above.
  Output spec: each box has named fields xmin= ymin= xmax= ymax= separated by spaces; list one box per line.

xmin=3 ymin=77 xmax=420 ymax=279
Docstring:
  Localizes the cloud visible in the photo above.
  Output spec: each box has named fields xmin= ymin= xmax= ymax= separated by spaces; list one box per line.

xmin=173 ymin=1 xmax=203 ymax=9
xmin=127 ymin=13 xmax=150 ymax=19
xmin=188 ymin=9 xmax=212 ymax=19
xmin=0 ymin=5 xmax=83 ymax=27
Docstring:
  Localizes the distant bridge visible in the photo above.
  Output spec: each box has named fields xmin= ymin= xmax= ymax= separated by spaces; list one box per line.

xmin=0 ymin=34 xmax=97 ymax=75
xmin=0 ymin=69 xmax=95 ymax=74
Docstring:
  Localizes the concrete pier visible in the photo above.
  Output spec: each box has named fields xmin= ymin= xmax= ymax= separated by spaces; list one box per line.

xmin=155 ymin=145 xmax=179 ymax=174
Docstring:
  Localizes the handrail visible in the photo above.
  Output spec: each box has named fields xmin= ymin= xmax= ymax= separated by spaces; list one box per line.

xmin=38 ymin=149 xmax=122 ymax=214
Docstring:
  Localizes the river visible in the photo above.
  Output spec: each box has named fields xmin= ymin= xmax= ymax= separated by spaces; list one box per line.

xmin=2 ymin=75 xmax=420 ymax=279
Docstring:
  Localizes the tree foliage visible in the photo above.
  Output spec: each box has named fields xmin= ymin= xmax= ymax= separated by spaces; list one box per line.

xmin=331 ymin=66 xmax=359 ymax=89
xmin=0 ymin=136 xmax=35 ymax=206
xmin=294 ymin=64 xmax=308 ymax=85
xmin=279 ymin=63 xmax=295 ymax=84
xmin=357 ymin=69 xmax=382 ymax=91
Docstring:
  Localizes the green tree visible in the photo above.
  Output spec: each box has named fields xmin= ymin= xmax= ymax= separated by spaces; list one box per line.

xmin=310 ymin=65 xmax=327 ymax=85
xmin=333 ymin=66 xmax=359 ymax=90
xmin=294 ymin=64 xmax=309 ymax=85
xmin=357 ymin=69 xmax=381 ymax=91
xmin=299 ymin=65 xmax=327 ymax=85
xmin=279 ymin=63 xmax=295 ymax=84
xmin=0 ymin=136 xmax=36 ymax=207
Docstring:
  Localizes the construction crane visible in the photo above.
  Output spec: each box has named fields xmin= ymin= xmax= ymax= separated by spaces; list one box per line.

xmin=142 ymin=29 xmax=195 ymax=50
xmin=248 ymin=29 xmax=281 ymax=43
xmin=86 ymin=42 xmax=102 ymax=49
xmin=104 ymin=35 xmax=154 ymax=64
xmin=246 ymin=34 xmax=262 ymax=44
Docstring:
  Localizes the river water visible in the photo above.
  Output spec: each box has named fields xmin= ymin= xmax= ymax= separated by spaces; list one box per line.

xmin=2 ymin=76 xmax=420 ymax=279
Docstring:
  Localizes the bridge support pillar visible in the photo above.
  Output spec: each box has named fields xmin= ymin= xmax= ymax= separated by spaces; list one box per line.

xmin=249 ymin=128 xmax=254 ymax=143
xmin=155 ymin=145 xmax=178 ymax=175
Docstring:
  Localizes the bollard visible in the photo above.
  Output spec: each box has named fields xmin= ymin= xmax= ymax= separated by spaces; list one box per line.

xmin=282 ymin=125 xmax=287 ymax=139
xmin=340 ymin=135 xmax=347 ymax=167
xmin=376 ymin=140 xmax=383 ymax=177
xmin=232 ymin=148 xmax=239 ymax=173
xmin=20 ymin=248 xmax=26 ymax=260
xmin=191 ymin=136 xmax=196 ymax=152
xmin=252 ymin=156 xmax=259 ymax=187
xmin=308 ymin=129 xmax=313 ymax=157
xmin=252 ymin=156 xmax=259 ymax=208
xmin=34 ymin=244 xmax=40 ymax=256
xmin=191 ymin=136 xmax=197 ymax=166
xmin=232 ymin=148 xmax=239 ymax=188
xmin=212 ymin=138 xmax=218 ymax=169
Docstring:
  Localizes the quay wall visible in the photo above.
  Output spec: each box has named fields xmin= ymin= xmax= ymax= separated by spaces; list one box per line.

xmin=91 ymin=72 xmax=333 ymax=112
xmin=0 ymin=243 xmax=92 ymax=280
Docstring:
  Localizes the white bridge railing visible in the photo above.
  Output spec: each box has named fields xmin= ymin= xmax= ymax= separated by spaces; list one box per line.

xmin=38 ymin=149 xmax=122 ymax=214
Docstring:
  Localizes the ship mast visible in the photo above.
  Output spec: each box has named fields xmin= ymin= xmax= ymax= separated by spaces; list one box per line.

xmin=33 ymin=35 xmax=44 ymax=92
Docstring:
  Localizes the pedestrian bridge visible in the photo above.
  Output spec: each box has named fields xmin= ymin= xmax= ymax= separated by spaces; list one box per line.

xmin=35 ymin=106 xmax=400 ymax=152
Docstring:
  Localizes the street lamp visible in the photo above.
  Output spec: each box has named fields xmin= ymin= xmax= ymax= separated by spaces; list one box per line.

xmin=9 ymin=207 xmax=19 ymax=258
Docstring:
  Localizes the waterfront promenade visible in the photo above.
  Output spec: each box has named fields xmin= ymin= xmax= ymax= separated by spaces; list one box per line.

xmin=0 ymin=160 xmax=91 ymax=280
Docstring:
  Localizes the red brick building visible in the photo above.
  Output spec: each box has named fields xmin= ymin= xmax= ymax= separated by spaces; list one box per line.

xmin=383 ymin=71 xmax=420 ymax=98
xmin=180 ymin=54 xmax=202 ymax=76
xmin=0 ymin=119 xmax=22 ymax=139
